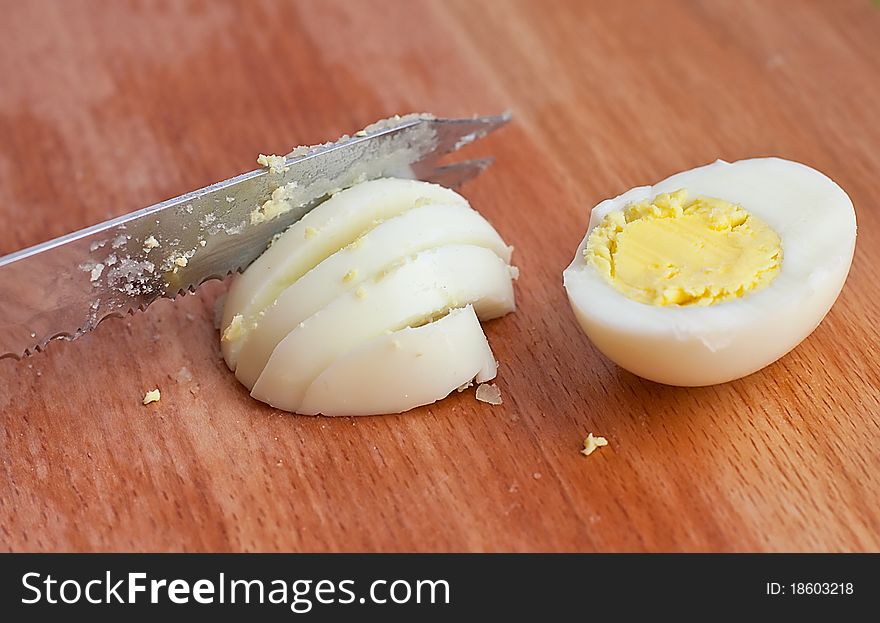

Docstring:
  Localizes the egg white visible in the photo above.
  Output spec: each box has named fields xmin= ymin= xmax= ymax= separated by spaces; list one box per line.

xmin=250 ymin=243 xmax=515 ymax=412
xmin=299 ymin=305 xmax=497 ymax=416
xmin=563 ymin=157 xmax=856 ymax=386
xmin=221 ymin=177 xmax=468 ymax=367
xmin=233 ymin=202 xmax=511 ymax=389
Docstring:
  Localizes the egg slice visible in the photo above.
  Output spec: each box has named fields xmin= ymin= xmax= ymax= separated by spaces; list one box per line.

xmin=221 ymin=178 xmax=516 ymax=415
xmin=563 ymin=157 xmax=856 ymax=386
xmin=299 ymin=305 xmax=497 ymax=416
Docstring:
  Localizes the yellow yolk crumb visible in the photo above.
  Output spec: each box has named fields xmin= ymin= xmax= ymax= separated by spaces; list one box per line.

xmin=581 ymin=433 xmax=608 ymax=456
xmin=343 ymin=269 xmax=358 ymax=283
xmin=257 ymin=154 xmax=289 ymax=174
xmin=585 ymin=189 xmax=782 ymax=306
xmin=222 ymin=314 xmax=245 ymax=342
xmin=304 ymin=226 xmax=318 ymax=239
xmin=143 ymin=389 xmax=161 ymax=405
xmin=250 ymin=182 xmax=299 ymax=225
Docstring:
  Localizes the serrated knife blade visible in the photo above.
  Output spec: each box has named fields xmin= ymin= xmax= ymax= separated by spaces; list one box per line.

xmin=0 ymin=112 xmax=511 ymax=359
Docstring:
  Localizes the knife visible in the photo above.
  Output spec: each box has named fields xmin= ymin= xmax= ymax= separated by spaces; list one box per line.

xmin=0 ymin=112 xmax=510 ymax=360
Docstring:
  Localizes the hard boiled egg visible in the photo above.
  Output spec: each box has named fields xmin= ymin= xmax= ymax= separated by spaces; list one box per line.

xmin=222 ymin=178 xmax=516 ymax=414
xmin=563 ymin=158 xmax=856 ymax=386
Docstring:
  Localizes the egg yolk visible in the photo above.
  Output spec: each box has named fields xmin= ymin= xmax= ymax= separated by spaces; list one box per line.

xmin=585 ymin=189 xmax=782 ymax=306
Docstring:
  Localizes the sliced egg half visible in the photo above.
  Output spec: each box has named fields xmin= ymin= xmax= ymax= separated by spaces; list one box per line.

xmin=563 ymin=158 xmax=856 ymax=386
xmin=222 ymin=178 xmax=516 ymax=414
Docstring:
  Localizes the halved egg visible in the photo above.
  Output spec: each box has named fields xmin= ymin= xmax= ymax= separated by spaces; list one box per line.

xmin=563 ymin=158 xmax=856 ymax=386
xmin=222 ymin=178 xmax=516 ymax=414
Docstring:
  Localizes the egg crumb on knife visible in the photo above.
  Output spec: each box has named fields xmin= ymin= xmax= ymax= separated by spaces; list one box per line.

xmin=563 ymin=157 xmax=856 ymax=386
xmin=256 ymin=153 xmax=289 ymax=175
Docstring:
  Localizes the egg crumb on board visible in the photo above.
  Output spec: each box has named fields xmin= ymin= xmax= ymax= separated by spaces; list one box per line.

xmin=581 ymin=433 xmax=608 ymax=456
xmin=220 ymin=178 xmax=517 ymax=416
xmin=142 ymin=389 xmax=161 ymax=405
xmin=475 ymin=383 xmax=503 ymax=405
xmin=563 ymin=158 xmax=856 ymax=386
xmin=175 ymin=367 xmax=193 ymax=383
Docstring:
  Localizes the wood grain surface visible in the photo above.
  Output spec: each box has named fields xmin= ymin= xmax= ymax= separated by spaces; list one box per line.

xmin=1 ymin=0 xmax=879 ymax=552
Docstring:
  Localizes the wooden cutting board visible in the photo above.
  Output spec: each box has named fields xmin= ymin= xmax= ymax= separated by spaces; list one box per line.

xmin=1 ymin=0 xmax=878 ymax=552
